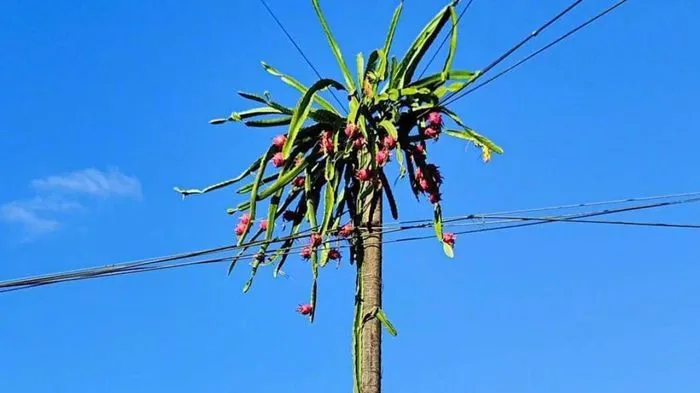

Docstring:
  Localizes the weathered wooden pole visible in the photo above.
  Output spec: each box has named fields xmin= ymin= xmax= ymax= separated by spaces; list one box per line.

xmin=360 ymin=190 xmax=383 ymax=393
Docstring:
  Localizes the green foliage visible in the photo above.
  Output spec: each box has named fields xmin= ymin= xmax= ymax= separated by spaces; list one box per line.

xmin=375 ymin=308 xmax=398 ymax=336
xmin=311 ymin=0 xmax=356 ymax=92
xmin=176 ymin=0 xmax=503 ymax=334
xmin=282 ymin=79 xmax=345 ymax=158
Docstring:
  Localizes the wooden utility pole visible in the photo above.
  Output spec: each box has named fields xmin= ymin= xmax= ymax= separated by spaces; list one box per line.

xmin=360 ymin=190 xmax=383 ymax=393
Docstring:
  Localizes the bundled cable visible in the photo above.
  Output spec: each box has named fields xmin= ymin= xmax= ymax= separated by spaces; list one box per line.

xmin=1 ymin=191 xmax=697 ymax=294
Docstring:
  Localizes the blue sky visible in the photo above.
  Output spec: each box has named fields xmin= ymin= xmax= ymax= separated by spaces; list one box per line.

xmin=1 ymin=0 xmax=699 ymax=392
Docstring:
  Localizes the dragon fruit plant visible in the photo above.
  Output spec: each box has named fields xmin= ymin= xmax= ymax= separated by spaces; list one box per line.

xmin=175 ymin=0 xmax=502 ymax=388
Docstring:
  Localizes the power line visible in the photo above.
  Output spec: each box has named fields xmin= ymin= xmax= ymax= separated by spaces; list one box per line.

xmin=6 ymin=203 xmax=698 ymax=293
xmin=440 ymin=0 xmax=584 ymax=106
xmin=0 ymin=255 xmax=237 ymax=294
xmin=15 ymin=208 xmax=685 ymax=293
xmin=1 ymin=193 xmax=698 ymax=293
xmin=382 ymin=195 xmax=700 ymax=245
xmin=3 ymin=191 xmax=698 ymax=286
xmin=257 ymin=0 xmax=348 ymax=113
xmin=6 ymin=193 xmax=700 ymax=282
xmin=474 ymin=216 xmax=700 ymax=230
xmin=416 ymin=0 xmax=476 ymax=80
xmin=472 ymin=195 xmax=700 ymax=234
xmin=0 ymin=243 xmax=241 ymax=290
xmin=444 ymin=0 xmax=629 ymax=105
xmin=0 ymin=226 xmax=321 ymax=293
xmin=378 ymin=191 xmax=700 ymax=229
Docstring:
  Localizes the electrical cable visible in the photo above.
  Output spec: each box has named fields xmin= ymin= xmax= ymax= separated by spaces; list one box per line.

xmin=258 ymin=0 xmax=348 ymax=113
xmin=375 ymin=191 xmax=700 ymax=229
xmin=480 ymin=215 xmax=700 ymax=229
xmin=383 ymin=195 xmax=700 ymax=245
xmin=2 ymin=191 xmax=696 ymax=289
xmin=439 ymin=0 xmax=584 ymax=106
xmin=1 ymin=194 xmax=698 ymax=293
xmin=416 ymin=0 xmax=476 ymax=79
xmin=443 ymin=0 xmax=629 ymax=105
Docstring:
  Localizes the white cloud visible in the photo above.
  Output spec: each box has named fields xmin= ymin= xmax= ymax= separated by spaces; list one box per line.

xmin=31 ymin=168 xmax=142 ymax=199
xmin=2 ymin=168 xmax=141 ymax=240
xmin=0 ymin=196 xmax=83 ymax=235
xmin=14 ymin=196 xmax=83 ymax=212
xmin=1 ymin=201 xmax=62 ymax=235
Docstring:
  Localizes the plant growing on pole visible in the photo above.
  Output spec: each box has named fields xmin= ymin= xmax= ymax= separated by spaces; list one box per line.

xmin=175 ymin=0 xmax=503 ymax=391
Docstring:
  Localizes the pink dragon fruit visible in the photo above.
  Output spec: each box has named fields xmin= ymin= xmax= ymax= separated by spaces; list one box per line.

xmin=414 ymin=144 xmax=426 ymax=156
xmin=428 ymin=191 xmax=442 ymax=204
xmin=272 ymin=134 xmax=287 ymax=150
xmin=344 ymin=123 xmax=359 ymax=138
xmin=300 ymin=246 xmax=312 ymax=260
xmin=427 ymin=111 xmax=443 ymax=127
xmin=328 ymin=248 xmax=342 ymax=260
xmin=292 ymin=176 xmax=306 ymax=188
xmin=425 ymin=164 xmax=443 ymax=184
xmin=375 ymin=149 xmax=390 ymax=166
xmin=353 ymin=136 xmax=366 ymax=150
xmin=442 ymin=232 xmax=456 ymax=247
xmin=355 ymin=168 xmax=373 ymax=182
xmin=310 ymin=233 xmax=323 ymax=247
xmin=418 ymin=177 xmax=430 ymax=192
xmin=337 ymin=223 xmax=353 ymax=238
xmin=320 ymin=130 xmax=334 ymax=154
xmin=383 ymin=136 xmax=397 ymax=150
xmin=234 ymin=222 xmax=247 ymax=236
xmin=283 ymin=210 xmax=299 ymax=222
xmin=271 ymin=152 xmax=286 ymax=168
xmin=424 ymin=127 xmax=440 ymax=139
xmin=296 ymin=304 xmax=313 ymax=315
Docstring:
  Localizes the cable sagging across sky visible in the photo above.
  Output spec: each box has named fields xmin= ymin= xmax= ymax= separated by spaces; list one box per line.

xmin=0 ymin=191 xmax=697 ymax=294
